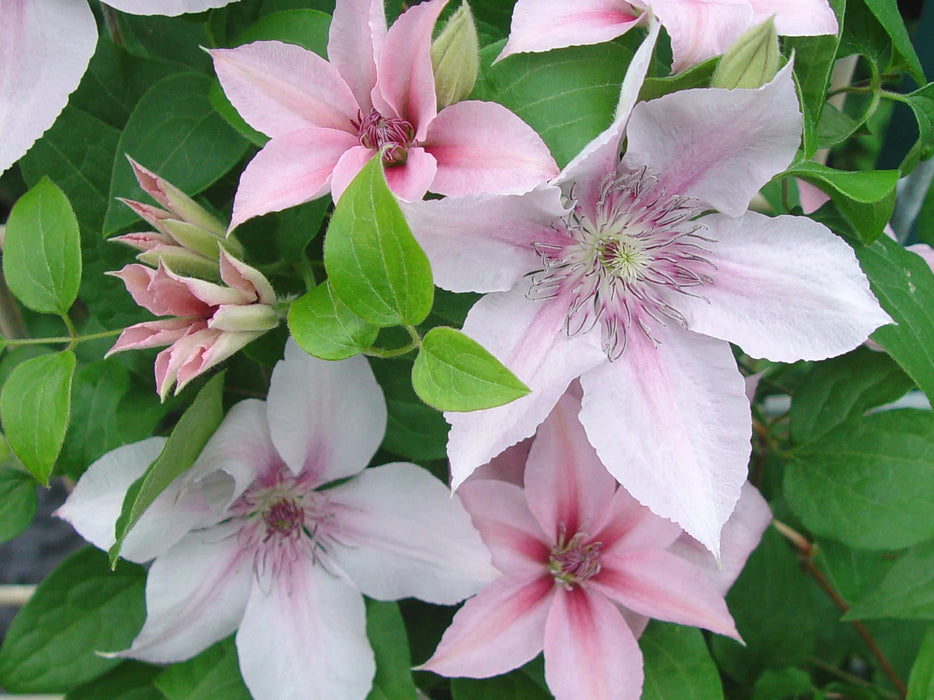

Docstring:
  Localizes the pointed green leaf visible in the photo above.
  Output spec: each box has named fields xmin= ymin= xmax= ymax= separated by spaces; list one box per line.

xmin=0 ymin=464 xmax=37 ymax=544
xmin=66 ymin=662 xmax=162 ymax=700
xmin=907 ymin=626 xmax=934 ymax=700
xmin=862 ymin=0 xmax=925 ymax=86
xmin=412 ymin=327 xmax=529 ymax=411
xmin=0 ymin=351 xmax=76 ymax=485
xmin=324 ymin=155 xmax=434 ymax=327
xmin=288 ymin=281 xmax=379 ymax=360
xmin=641 ymin=622 xmax=724 ymax=700
xmin=3 ymin=178 xmax=82 ymax=316
xmin=365 ymin=599 xmax=417 ymax=700
xmin=109 ymin=372 xmax=226 ymax=565
xmin=901 ymin=83 xmax=934 ymax=175
xmin=846 ymin=541 xmax=934 ymax=620
xmin=155 ymin=638 xmax=250 ymax=700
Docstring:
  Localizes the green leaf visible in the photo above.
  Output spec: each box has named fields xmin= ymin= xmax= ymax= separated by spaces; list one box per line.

xmin=372 ymin=358 xmax=449 ymax=461
xmin=817 ymin=537 xmax=900 ymax=601
xmin=0 ymin=548 xmax=146 ymax=692
xmin=365 ymin=599 xmax=417 ymax=700
xmin=104 ymin=72 xmax=249 ymax=234
xmin=109 ymin=372 xmax=226 ymax=565
xmin=790 ymin=346 xmax=914 ymax=443
xmin=235 ymin=9 xmax=331 ymax=54
xmin=641 ymin=622 xmax=723 ymax=700
xmin=901 ymin=83 xmax=934 ymax=175
xmin=288 ymin=282 xmax=379 ymax=360
xmin=907 ymin=626 xmax=934 ymax=700
xmin=639 ymin=56 xmax=718 ymax=102
xmin=816 ymin=103 xmax=862 ymax=151
xmin=0 ymin=464 xmax=37 ymax=543
xmin=751 ymin=668 xmax=814 ymax=700
xmin=784 ymin=161 xmax=898 ymax=244
xmin=3 ymin=178 xmax=82 ymax=316
xmin=66 ymin=662 xmax=162 ymax=700
xmin=856 ymin=235 xmax=934 ymax=403
xmin=452 ymin=667 xmax=551 ymax=700
xmin=846 ymin=541 xmax=934 ymax=620
xmin=324 ymin=155 xmax=434 ymax=327
xmin=861 ymin=0 xmax=926 ymax=86
xmin=0 ymin=351 xmax=76 ymax=485
xmin=275 ymin=197 xmax=329 ymax=260
xmin=786 ymin=409 xmax=934 ymax=550
xmin=154 ymin=638 xmax=250 ymax=700
xmin=412 ymin=327 xmax=529 ymax=411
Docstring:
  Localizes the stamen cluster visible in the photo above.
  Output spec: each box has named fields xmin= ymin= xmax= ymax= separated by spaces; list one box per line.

xmin=548 ymin=523 xmax=603 ymax=590
xmin=355 ymin=109 xmax=417 ymax=165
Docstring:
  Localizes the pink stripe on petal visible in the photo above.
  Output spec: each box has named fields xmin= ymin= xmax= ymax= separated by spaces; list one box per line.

xmin=107 ymin=318 xmax=194 ymax=355
xmin=328 ymin=0 xmax=386 ymax=112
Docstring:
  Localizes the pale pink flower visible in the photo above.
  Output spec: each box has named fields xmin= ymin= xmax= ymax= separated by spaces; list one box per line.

xmin=498 ymin=0 xmax=838 ymax=72
xmin=57 ymin=341 xmax=495 ymax=700
xmin=209 ymin=0 xmax=558 ymax=229
xmin=107 ymin=252 xmax=279 ymax=399
xmin=0 ymin=0 xmax=240 ymax=176
xmin=401 ymin=27 xmax=891 ymax=554
xmin=422 ymin=390 xmax=771 ymax=700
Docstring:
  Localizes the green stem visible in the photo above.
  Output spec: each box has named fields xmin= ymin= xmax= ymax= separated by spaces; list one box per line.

xmin=1 ymin=328 xmax=123 ymax=349
xmin=879 ymin=90 xmax=912 ymax=105
xmin=363 ymin=325 xmax=423 ymax=359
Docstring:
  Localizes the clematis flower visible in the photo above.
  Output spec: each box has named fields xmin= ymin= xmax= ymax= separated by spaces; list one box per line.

xmin=401 ymin=26 xmax=891 ymax=554
xmin=0 ymin=0 xmax=239 ymax=177
xmin=57 ymin=341 xmax=495 ymax=700
xmin=209 ymin=0 xmax=558 ymax=228
xmin=422 ymin=390 xmax=772 ymax=700
xmin=497 ymin=0 xmax=838 ymax=72
xmin=107 ymin=252 xmax=280 ymax=399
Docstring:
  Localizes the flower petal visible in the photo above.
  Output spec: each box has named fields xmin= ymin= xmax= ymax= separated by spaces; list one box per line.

xmin=675 ymin=212 xmax=892 ymax=361
xmin=108 ymin=264 xmax=211 ymax=318
xmin=267 ymin=341 xmax=386 ymax=483
xmin=328 ymin=0 xmax=386 ymax=112
xmin=543 ymin=587 xmax=643 ymax=700
xmin=400 ymin=186 xmax=565 ymax=293
xmin=424 ymin=100 xmax=558 ymax=196
xmin=382 ymin=147 xmax=437 ymax=201
xmin=446 ymin=288 xmax=606 ymax=489
xmin=578 ymin=329 xmax=751 ymax=556
xmin=106 ymin=318 xmax=193 ymax=355
xmin=649 ymin=0 xmax=753 ymax=71
xmin=621 ymin=62 xmax=801 ymax=216
xmin=0 ymin=0 xmax=97 ymax=175
xmin=121 ymin=523 xmax=252 ymax=662
xmin=596 ymin=487 xmax=683 ymax=554
xmin=211 ymin=41 xmax=359 ymax=138
xmin=497 ymin=0 xmax=642 ymax=60
xmin=230 ymin=127 xmax=358 ymax=229
xmin=103 ymin=0 xmax=239 ymax=15
xmin=236 ymin=564 xmax=374 ymax=700
xmin=421 ymin=574 xmax=552 ymax=678
xmin=749 ymin=0 xmax=839 ymax=36
xmin=326 ymin=462 xmax=497 ymax=604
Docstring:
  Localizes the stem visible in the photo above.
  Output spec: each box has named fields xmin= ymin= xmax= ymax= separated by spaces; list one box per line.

xmin=1 ymin=329 xmax=123 ymax=348
xmin=363 ymin=325 xmax=423 ymax=359
xmin=773 ymin=521 xmax=909 ymax=698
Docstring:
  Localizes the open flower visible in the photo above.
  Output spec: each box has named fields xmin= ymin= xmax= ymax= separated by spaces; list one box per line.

xmin=58 ymin=341 xmax=495 ymax=700
xmin=210 ymin=0 xmax=557 ymax=228
xmin=498 ymin=0 xmax=838 ymax=71
xmin=107 ymin=252 xmax=280 ymax=399
xmin=422 ymin=389 xmax=771 ymax=700
xmin=0 ymin=0 xmax=239 ymax=177
xmin=401 ymin=27 xmax=890 ymax=554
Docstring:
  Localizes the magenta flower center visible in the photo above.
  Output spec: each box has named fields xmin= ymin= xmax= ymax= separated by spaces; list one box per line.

xmin=529 ymin=166 xmax=714 ymax=360
xmin=549 ymin=529 xmax=603 ymax=590
xmin=262 ymin=497 xmax=305 ymax=539
xmin=355 ymin=109 xmax=416 ymax=166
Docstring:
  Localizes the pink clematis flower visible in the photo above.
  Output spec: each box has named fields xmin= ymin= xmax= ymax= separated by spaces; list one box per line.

xmin=58 ymin=341 xmax=495 ymax=700
xmin=0 ymin=0 xmax=240 ymax=176
xmin=422 ymin=390 xmax=771 ymax=700
xmin=108 ymin=252 xmax=279 ymax=399
xmin=401 ymin=26 xmax=891 ymax=554
xmin=498 ymin=0 xmax=838 ymax=72
xmin=209 ymin=0 xmax=558 ymax=228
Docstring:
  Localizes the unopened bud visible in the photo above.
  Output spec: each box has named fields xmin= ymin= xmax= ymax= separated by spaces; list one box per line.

xmin=431 ymin=2 xmax=480 ymax=107
xmin=209 ymin=304 xmax=280 ymax=332
xmin=163 ymin=219 xmax=243 ymax=260
xmin=138 ymin=246 xmax=220 ymax=280
xmin=711 ymin=16 xmax=781 ymax=89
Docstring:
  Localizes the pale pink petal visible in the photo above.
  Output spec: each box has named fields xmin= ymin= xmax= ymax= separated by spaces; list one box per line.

xmin=595 ymin=487 xmax=683 ymax=554
xmin=592 ymin=549 xmax=739 ymax=638
xmin=328 ymin=0 xmax=386 ymax=112
xmin=400 ymin=186 xmax=565 ymax=293
xmin=543 ymin=587 xmax=643 ymax=700
xmin=622 ymin=62 xmax=801 ymax=217
xmin=467 ymin=438 xmax=532 ymax=486
xmin=103 ymin=0 xmax=239 ymax=15
xmin=424 ymin=101 xmax=558 ymax=196
xmin=908 ymin=243 xmax=934 ymax=271
xmin=371 ymin=0 xmax=445 ymax=140
xmin=237 ymin=563 xmax=373 ymax=700
xmin=674 ymin=212 xmax=893 ymax=361
xmin=153 ymin=323 xmax=208 ymax=398
xmin=578 ymin=329 xmax=751 ymax=556
xmin=218 ymin=250 xmax=276 ymax=306
xmin=230 ymin=128 xmax=358 ymax=229
xmin=121 ymin=523 xmax=252 ymax=662
xmin=161 ymin=264 xmax=253 ymax=307
xmin=172 ymin=329 xmax=262 ymax=394
xmin=457 ymin=479 xmax=551 ymax=574
xmin=524 ymin=391 xmax=618 ymax=542
xmin=649 ymin=0 xmax=753 ymax=71
xmin=330 ymin=145 xmax=379 ymax=202
xmin=446 ymin=289 xmax=606 ymax=489
xmin=267 ymin=341 xmax=386 ymax=483
xmin=498 ymin=0 xmax=641 ymax=60
xmin=326 ymin=462 xmax=496 ymax=604
xmin=421 ymin=574 xmax=552 ymax=677
xmin=211 ymin=41 xmax=359 ymax=138
xmin=112 ymin=227 xmax=174 ymax=249
xmin=383 ymin=147 xmax=437 ymax=201
xmin=108 ymin=264 xmax=210 ymax=318
xmin=0 ymin=0 xmax=97 ymax=175
xmin=797 ymin=177 xmax=830 ymax=214
xmin=748 ymin=0 xmax=838 ymax=36
xmin=106 ymin=318 xmax=193 ymax=355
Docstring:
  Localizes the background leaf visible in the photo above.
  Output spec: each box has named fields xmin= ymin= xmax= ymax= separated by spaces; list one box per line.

xmin=154 ymin=638 xmax=250 ymax=700
xmin=365 ymin=599 xmax=417 ymax=700
xmin=641 ymin=622 xmax=723 ymax=700
xmin=0 ymin=464 xmax=38 ymax=543
xmin=288 ymin=282 xmax=379 ymax=361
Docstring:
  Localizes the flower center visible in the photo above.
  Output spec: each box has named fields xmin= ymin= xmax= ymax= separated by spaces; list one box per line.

xmin=355 ymin=109 xmax=416 ymax=166
xmin=549 ymin=527 xmax=602 ymax=590
xmin=529 ymin=166 xmax=715 ymax=360
xmin=262 ymin=497 xmax=304 ymax=539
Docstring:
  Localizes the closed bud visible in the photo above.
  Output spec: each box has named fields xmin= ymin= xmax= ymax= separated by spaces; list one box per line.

xmin=209 ymin=303 xmax=280 ymax=332
xmin=711 ymin=16 xmax=781 ymax=89
xmin=431 ymin=1 xmax=480 ymax=107
xmin=138 ymin=246 xmax=221 ymax=280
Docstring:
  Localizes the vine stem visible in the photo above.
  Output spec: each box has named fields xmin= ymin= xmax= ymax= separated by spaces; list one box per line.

xmin=773 ymin=520 xmax=909 ymax=699
xmin=1 ymin=328 xmax=123 ymax=348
